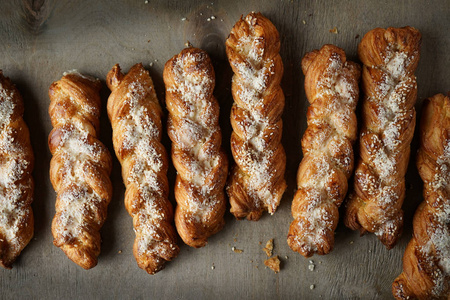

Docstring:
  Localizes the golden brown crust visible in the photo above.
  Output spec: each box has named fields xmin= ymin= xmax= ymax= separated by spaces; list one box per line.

xmin=226 ymin=12 xmax=286 ymax=221
xmin=49 ymin=71 xmax=112 ymax=269
xmin=164 ymin=48 xmax=228 ymax=248
xmin=106 ymin=63 xmax=179 ymax=274
xmin=264 ymin=255 xmax=281 ymax=273
xmin=0 ymin=71 xmax=34 ymax=269
xmin=287 ymin=45 xmax=361 ymax=257
xmin=392 ymin=94 xmax=450 ymax=300
xmin=344 ymin=27 xmax=422 ymax=249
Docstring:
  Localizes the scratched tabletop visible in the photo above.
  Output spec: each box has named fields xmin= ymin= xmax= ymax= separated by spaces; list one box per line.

xmin=1 ymin=0 xmax=449 ymax=299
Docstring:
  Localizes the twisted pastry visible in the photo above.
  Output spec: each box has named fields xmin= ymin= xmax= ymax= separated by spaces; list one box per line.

xmin=49 ymin=71 xmax=113 ymax=269
xmin=107 ymin=63 xmax=179 ymax=274
xmin=226 ymin=12 xmax=287 ymax=221
xmin=287 ymin=45 xmax=361 ymax=257
xmin=0 ymin=71 xmax=34 ymax=269
xmin=344 ymin=27 xmax=422 ymax=248
xmin=164 ymin=47 xmax=228 ymax=248
xmin=392 ymin=94 xmax=450 ymax=300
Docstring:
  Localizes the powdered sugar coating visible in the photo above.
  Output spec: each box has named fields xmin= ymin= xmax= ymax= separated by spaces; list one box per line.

xmin=347 ymin=27 xmax=421 ymax=248
xmin=392 ymin=93 xmax=449 ymax=299
xmin=288 ymin=46 xmax=360 ymax=256
xmin=226 ymin=12 xmax=286 ymax=218
xmin=167 ymin=51 xmax=221 ymax=198
xmin=0 ymin=86 xmax=15 ymax=127
xmin=0 ymin=75 xmax=34 ymax=268
xmin=108 ymin=64 xmax=178 ymax=267
xmin=419 ymin=139 xmax=450 ymax=295
xmin=373 ymin=47 xmax=415 ymax=238
xmin=165 ymin=48 xmax=227 ymax=246
xmin=49 ymin=72 xmax=112 ymax=269
xmin=232 ymin=16 xmax=274 ymax=202
xmin=53 ymin=124 xmax=105 ymax=241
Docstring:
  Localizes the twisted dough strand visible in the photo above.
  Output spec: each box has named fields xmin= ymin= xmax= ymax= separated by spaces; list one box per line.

xmin=392 ymin=94 xmax=450 ymax=299
xmin=164 ymin=48 xmax=228 ymax=248
xmin=226 ymin=12 xmax=287 ymax=221
xmin=49 ymin=72 xmax=112 ymax=269
xmin=107 ymin=63 xmax=179 ymax=274
xmin=0 ymin=71 xmax=34 ymax=269
xmin=344 ymin=27 xmax=421 ymax=248
xmin=287 ymin=45 xmax=361 ymax=257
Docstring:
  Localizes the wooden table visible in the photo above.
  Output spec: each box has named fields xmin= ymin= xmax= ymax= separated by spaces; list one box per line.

xmin=1 ymin=0 xmax=449 ymax=298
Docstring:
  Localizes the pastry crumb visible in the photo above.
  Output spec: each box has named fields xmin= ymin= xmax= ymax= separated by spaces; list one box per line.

xmin=329 ymin=27 xmax=338 ymax=34
xmin=185 ymin=41 xmax=193 ymax=48
xmin=181 ymin=17 xmax=187 ymax=21
xmin=231 ymin=246 xmax=243 ymax=253
xmin=302 ymin=20 xmax=306 ymax=24
xmin=211 ymin=264 xmax=215 ymax=270
xmin=264 ymin=256 xmax=281 ymax=273
xmin=310 ymin=284 xmax=315 ymax=290
xmin=309 ymin=260 xmax=315 ymax=271
xmin=349 ymin=241 xmax=354 ymax=244
xmin=263 ymin=239 xmax=274 ymax=257
xmin=118 ymin=250 xmax=122 ymax=254
xmin=285 ymin=256 xmax=289 ymax=259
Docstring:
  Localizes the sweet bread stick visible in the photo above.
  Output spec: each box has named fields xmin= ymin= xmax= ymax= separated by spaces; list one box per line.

xmin=164 ymin=48 xmax=228 ymax=247
xmin=49 ymin=71 xmax=112 ymax=269
xmin=288 ymin=45 xmax=361 ymax=257
xmin=0 ymin=71 xmax=34 ymax=269
xmin=344 ymin=27 xmax=421 ymax=248
xmin=107 ymin=63 xmax=179 ymax=274
xmin=226 ymin=12 xmax=287 ymax=220
xmin=392 ymin=94 xmax=450 ymax=299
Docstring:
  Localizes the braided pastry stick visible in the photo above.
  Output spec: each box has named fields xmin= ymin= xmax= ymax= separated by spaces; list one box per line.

xmin=49 ymin=71 xmax=113 ymax=269
xmin=344 ymin=27 xmax=422 ymax=248
xmin=164 ymin=48 xmax=228 ymax=248
xmin=0 ymin=71 xmax=34 ymax=269
xmin=392 ymin=94 xmax=450 ymax=300
xmin=107 ymin=63 xmax=179 ymax=274
xmin=287 ymin=45 xmax=361 ymax=257
xmin=226 ymin=12 xmax=287 ymax=221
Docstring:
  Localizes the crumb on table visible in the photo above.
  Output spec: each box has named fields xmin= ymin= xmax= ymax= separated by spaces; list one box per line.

xmin=263 ymin=239 xmax=274 ymax=257
xmin=264 ymin=256 xmax=281 ymax=273
xmin=231 ymin=246 xmax=243 ymax=254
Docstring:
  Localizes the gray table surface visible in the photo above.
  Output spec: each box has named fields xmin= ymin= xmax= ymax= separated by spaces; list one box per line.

xmin=1 ymin=0 xmax=449 ymax=299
